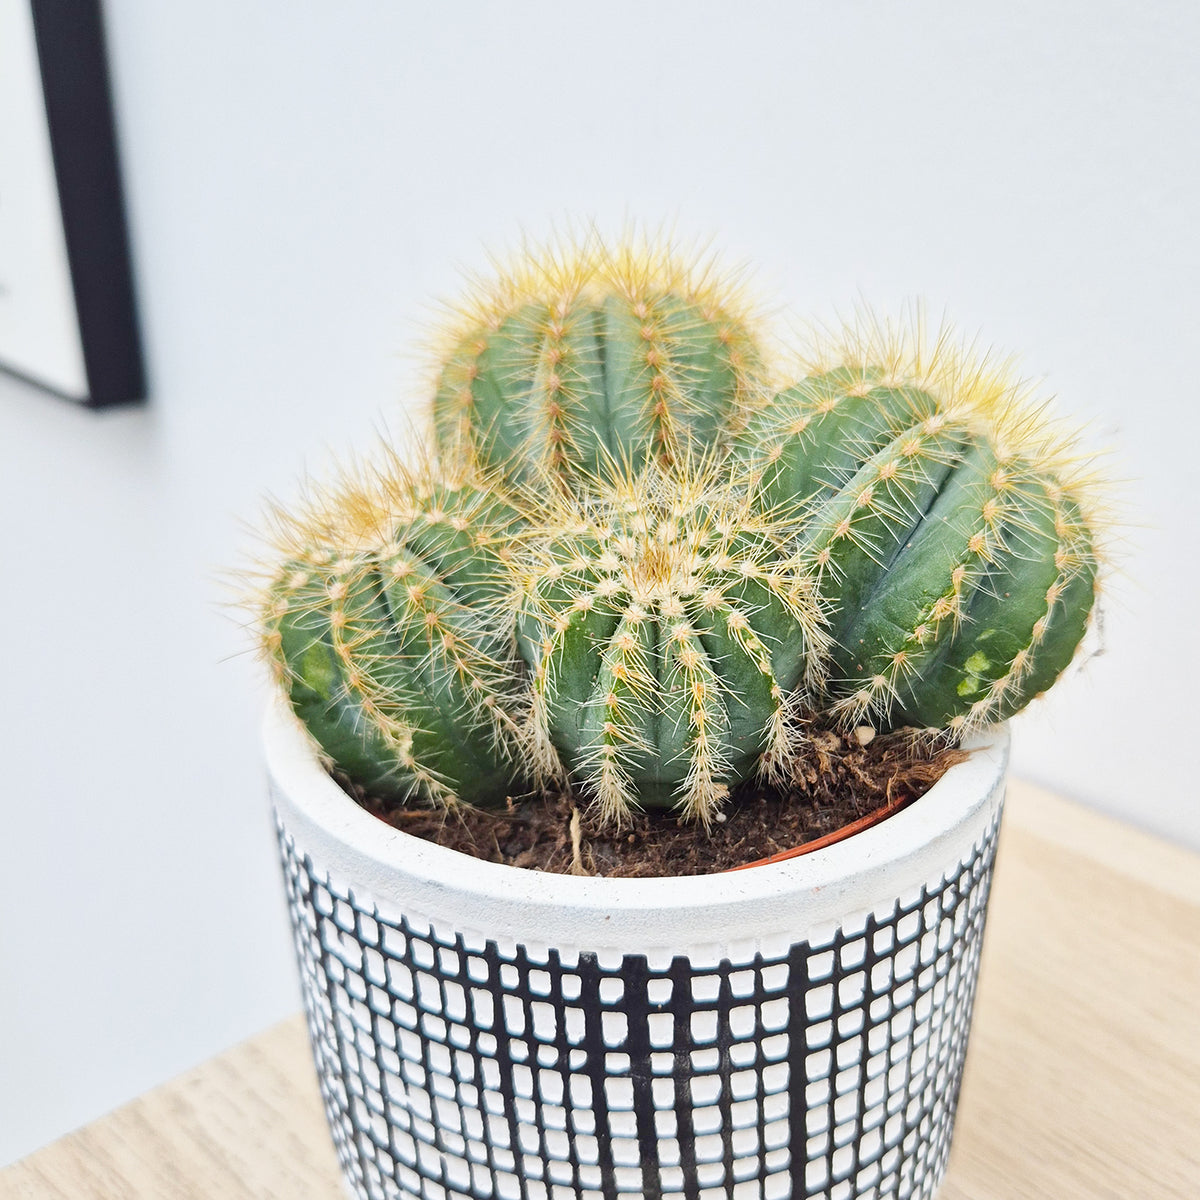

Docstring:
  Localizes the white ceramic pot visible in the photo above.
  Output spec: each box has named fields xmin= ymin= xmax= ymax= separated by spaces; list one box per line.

xmin=266 ymin=702 xmax=1008 ymax=1200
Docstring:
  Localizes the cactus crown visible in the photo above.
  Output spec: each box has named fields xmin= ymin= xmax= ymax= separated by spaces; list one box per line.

xmin=788 ymin=311 xmax=1106 ymax=484
xmin=430 ymin=231 xmax=765 ymax=490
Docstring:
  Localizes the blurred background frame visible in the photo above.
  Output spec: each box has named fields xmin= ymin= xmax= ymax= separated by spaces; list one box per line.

xmin=0 ymin=0 xmax=143 ymax=407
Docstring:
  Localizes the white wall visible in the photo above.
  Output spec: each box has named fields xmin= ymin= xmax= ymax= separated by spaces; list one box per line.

xmin=2 ymin=0 xmax=1195 ymax=1165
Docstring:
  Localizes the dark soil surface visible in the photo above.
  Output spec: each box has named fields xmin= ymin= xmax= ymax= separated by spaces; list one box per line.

xmin=347 ymin=727 xmax=968 ymax=878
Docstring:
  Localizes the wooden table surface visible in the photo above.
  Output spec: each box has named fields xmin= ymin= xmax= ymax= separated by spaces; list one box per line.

xmin=4 ymin=780 xmax=1199 ymax=1200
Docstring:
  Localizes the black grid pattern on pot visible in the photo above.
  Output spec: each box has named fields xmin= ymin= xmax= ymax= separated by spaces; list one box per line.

xmin=277 ymin=812 xmax=998 ymax=1200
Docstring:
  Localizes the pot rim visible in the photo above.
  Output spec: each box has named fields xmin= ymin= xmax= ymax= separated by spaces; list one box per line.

xmin=266 ymin=699 xmax=1008 ymax=953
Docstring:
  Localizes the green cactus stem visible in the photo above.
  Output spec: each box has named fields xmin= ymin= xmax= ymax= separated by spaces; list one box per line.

xmin=431 ymin=234 xmax=764 ymax=490
xmin=513 ymin=460 xmax=828 ymax=826
xmin=736 ymin=323 xmax=1102 ymax=736
xmin=259 ymin=469 xmax=527 ymax=806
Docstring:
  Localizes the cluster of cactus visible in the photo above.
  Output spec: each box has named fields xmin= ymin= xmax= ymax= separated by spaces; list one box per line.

xmin=256 ymin=234 xmax=1103 ymax=826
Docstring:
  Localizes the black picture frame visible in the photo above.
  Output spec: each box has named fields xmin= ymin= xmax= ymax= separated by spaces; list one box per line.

xmin=1 ymin=0 xmax=144 ymax=407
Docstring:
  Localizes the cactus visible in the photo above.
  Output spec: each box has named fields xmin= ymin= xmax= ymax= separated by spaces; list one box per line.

xmin=258 ymin=458 xmax=527 ymax=806
xmin=252 ymin=237 xmax=1109 ymax=832
xmin=735 ymin=318 xmax=1102 ymax=736
xmin=513 ymin=459 xmax=828 ymax=826
xmin=430 ymin=233 xmax=764 ymax=490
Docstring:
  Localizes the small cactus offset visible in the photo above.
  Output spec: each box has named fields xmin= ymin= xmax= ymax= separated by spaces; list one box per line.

xmin=736 ymin=317 xmax=1102 ymax=736
xmin=431 ymin=233 xmax=764 ymax=491
xmin=258 ymin=456 xmax=527 ymax=806
xmin=513 ymin=459 xmax=828 ymax=826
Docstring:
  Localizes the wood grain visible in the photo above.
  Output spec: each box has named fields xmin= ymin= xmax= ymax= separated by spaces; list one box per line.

xmin=4 ymin=780 xmax=1197 ymax=1199
xmin=940 ymin=788 xmax=1200 ymax=1200
xmin=0 ymin=1019 xmax=342 ymax=1199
